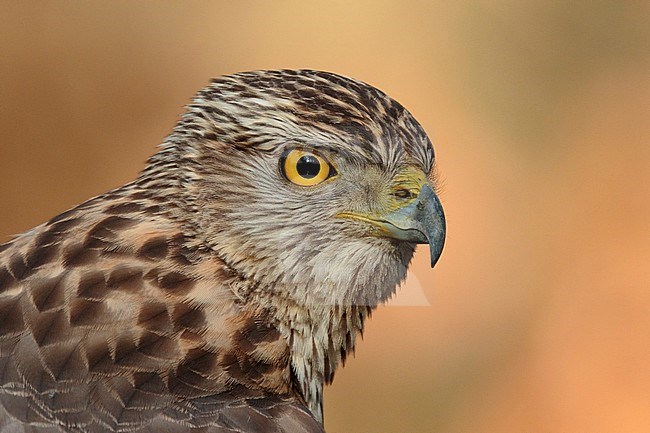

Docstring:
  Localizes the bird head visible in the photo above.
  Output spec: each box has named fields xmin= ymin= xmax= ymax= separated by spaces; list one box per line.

xmin=151 ymin=70 xmax=445 ymax=307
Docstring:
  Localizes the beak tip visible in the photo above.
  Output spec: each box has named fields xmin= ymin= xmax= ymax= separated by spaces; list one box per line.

xmin=428 ymin=243 xmax=443 ymax=268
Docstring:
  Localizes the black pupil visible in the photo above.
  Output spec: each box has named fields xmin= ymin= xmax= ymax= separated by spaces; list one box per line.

xmin=296 ymin=155 xmax=321 ymax=179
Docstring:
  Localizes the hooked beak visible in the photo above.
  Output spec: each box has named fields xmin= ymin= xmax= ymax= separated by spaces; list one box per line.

xmin=337 ymin=183 xmax=446 ymax=268
xmin=379 ymin=184 xmax=446 ymax=267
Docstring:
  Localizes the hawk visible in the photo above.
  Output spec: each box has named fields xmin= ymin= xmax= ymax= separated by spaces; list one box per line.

xmin=0 ymin=70 xmax=445 ymax=432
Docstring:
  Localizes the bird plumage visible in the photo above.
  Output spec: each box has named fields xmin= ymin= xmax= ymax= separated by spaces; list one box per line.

xmin=0 ymin=70 xmax=444 ymax=432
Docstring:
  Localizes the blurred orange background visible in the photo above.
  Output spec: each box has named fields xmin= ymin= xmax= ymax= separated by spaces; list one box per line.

xmin=1 ymin=2 xmax=648 ymax=432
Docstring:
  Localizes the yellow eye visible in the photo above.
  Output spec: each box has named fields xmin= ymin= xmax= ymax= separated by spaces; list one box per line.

xmin=281 ymin=149 xmax=334 ymax=186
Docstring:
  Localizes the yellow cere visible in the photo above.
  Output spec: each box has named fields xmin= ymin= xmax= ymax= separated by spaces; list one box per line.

xmin=283 ymin=149 xmax=331 ymax=186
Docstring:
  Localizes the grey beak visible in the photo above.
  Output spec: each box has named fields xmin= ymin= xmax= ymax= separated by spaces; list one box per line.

xmin=382 ymin=184 xmax=446 ymax=267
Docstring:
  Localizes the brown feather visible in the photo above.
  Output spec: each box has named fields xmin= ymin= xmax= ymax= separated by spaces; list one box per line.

xmin=0 ymin=192 xmax=321 ymax=432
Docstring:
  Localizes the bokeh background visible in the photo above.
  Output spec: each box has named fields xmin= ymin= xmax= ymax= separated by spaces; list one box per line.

xmin=1 ymin=2 xmax=648 ymax=432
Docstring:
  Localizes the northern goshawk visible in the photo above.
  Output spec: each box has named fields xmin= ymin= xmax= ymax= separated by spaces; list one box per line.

xmin=0 ymin=69 xmax=445 ymax=432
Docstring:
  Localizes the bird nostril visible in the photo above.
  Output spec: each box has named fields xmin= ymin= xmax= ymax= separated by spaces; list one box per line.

xmin=394 ymin=189 xmax=413 ymax=199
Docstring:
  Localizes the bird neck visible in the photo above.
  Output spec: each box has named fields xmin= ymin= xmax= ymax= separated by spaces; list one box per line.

xmin=256 ymin=293 xmax=372 ymax=424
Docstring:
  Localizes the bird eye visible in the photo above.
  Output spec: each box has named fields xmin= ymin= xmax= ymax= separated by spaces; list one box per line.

xmin=281 ymin=149 xmax=334 ymax=186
